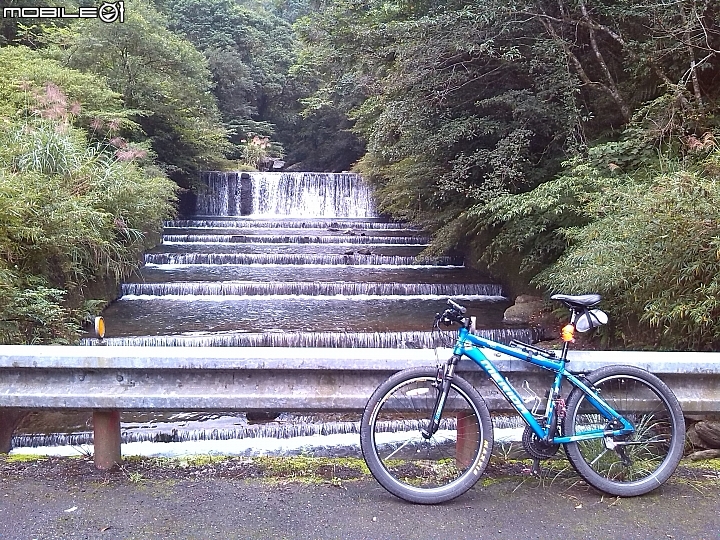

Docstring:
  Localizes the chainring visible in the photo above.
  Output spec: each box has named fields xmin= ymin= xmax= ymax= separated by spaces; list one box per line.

xmin=522 ymin=425 xmax=561 ymax=460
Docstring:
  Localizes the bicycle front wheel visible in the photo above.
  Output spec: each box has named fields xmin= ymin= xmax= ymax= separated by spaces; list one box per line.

xmin=360 ymin=367 xmax=493 ymax=504
xmin=563 ymin=365 xmax=685 ymax=497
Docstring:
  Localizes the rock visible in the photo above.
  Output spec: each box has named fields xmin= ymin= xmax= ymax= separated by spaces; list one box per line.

xmin=687 ymin=423 xmax=712 ymax=450
xmin=515 ymin=295 xmax=543 ymax=304
xmin=503 ymin=295 xmax=544 ymax=324
xmin=357 ymin=248 xmax=373 ymax=256
xmin=687 ymin=448 xmax=720 ymax=461
xmin=344 ymin=249 xmax=355 ymax=255
xmin=246 ymin=411 xmax=281 ymax=424
xmin=696 ymin=420 xmax=720 ymax=448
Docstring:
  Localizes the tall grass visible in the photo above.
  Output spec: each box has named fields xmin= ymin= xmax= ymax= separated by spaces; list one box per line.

xmin=0 ymin=84 xmax=177 ymax=344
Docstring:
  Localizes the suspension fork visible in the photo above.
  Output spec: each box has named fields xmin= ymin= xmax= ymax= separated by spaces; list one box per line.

xmin=421 ymin=354 xmax=461 ymax=439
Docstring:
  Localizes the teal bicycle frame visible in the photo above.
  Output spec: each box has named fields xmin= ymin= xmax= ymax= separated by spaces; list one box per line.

xmin=448 ymin=326 xmax=634 ymax=443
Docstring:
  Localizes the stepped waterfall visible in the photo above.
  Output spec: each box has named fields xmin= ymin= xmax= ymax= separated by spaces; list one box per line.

xmin=15 ymin=171 xmax=531 ymax=457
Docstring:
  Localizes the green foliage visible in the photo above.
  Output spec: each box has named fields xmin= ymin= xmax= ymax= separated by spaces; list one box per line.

xmin=157 ymin=0 xmax=298 ymax=161
xmin=51 ymin=0 xmax=228 ymax=185
xmin=0 ymin=77 xmax=177 ymax=344
xmin=535 ymin=153 xmax=720 ymax=350
xmin=0 ymin=0 xmax=82 ymax=47
xmin=464 ymin=83 xmax=720 ymax=349
xmin=0 ymin=46 xmax=135 ymax=134
xmin=296 ymin=0 xmax=579 ymax=223
xmin=0 ymin=272 xmax=76 ymax=344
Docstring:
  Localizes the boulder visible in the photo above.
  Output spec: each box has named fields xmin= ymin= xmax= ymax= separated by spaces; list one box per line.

xmin=687 ymin=423 xmax=712 ymax=450
xmin=516 ymin=294 xmax=543 ymax=304
xmin=696 ymin=420 xmax=720 ymax=448
xmin=503 ymin=295 xmax=544 ymax=324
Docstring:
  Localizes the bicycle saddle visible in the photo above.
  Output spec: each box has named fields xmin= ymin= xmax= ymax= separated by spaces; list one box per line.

xmin=550 ymin=293 xmax=601 ymax=308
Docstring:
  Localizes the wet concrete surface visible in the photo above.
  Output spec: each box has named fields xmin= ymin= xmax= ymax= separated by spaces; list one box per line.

xmin=0 ymin=458 xmax=718 ymax=540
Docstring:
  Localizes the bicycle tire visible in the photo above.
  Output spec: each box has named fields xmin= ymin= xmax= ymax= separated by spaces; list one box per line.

xmin=360 ymin=367 xmax=493 ymax=504
xmin=563 ymin=365 xmax=685 ymax=496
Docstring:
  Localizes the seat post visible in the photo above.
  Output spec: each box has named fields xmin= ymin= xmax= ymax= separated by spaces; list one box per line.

xmin=560 ymin=308 xmax=579 ymax=363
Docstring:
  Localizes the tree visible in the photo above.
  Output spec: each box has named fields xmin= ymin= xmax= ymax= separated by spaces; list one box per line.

xmin=295 ymin=1 xmax=580 ymax=224
xmin=0 ymin=45 xmax=177 ymax=343
xmin=156 ymin=0 xmax=297 ymax=159
xmin=52 ymin=0 xmax=228 ymax=186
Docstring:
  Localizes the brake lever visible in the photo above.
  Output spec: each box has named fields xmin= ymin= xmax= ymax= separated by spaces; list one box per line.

xmin=433 ymin=312 xmax=442 ymax=330
xmin=434 ymin=310 xmax=454 ymax=328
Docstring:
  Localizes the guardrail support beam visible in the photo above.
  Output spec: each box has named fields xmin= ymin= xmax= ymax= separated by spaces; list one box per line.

xmin=93 ymin=410 xmax=121 ymax=470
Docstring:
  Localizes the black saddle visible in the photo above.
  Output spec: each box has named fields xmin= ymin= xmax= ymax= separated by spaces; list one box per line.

xmin=550 ymin=293 xmax=602 ymax=309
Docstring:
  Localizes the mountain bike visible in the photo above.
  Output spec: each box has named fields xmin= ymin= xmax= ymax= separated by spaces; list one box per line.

xmin=359 ymin=294 xmax=685 ymax=504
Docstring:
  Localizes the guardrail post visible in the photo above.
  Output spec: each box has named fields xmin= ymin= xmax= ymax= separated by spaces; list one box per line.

xmin=0 ymin=409 xmax=28 ymax=454
xmin=455 ymin=413 xmax=480 ymax=468
xmin=93 ymin=410 xmax=121 ymax=470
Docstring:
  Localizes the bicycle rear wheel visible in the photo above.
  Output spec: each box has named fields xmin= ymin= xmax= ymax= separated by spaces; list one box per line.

xmin=563 ymin=365 xmax=685 ymax=496
xmin=360 ymin=367 xmax=493 ymax=504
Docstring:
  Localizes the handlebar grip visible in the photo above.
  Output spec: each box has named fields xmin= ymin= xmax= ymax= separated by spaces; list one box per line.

xmin=447 ymin=299 xmax=467 ymax=314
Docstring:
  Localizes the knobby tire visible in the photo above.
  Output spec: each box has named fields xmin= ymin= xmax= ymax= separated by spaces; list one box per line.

xmin=360 ymin=367 xmax=493 ymax=504
xmin=563 ymin=365 xmax=685 ymax=497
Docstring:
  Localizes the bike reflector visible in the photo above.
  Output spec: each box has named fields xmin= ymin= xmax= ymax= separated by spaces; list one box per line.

xmin=575 ymin=309 xmax=608 ymax=332
xmin=561 ymin=324 xmax=575 ymax=342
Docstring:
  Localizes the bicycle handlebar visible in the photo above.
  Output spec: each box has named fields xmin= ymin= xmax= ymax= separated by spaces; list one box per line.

xmin=434 ymin=299 xmax=469 ymax=328
xmin=447 ymin=299 xmax=467 ymax=314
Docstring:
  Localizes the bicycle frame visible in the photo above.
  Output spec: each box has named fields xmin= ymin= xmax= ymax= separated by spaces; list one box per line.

xmin=450 ymin=326 xmax=634 ymax=443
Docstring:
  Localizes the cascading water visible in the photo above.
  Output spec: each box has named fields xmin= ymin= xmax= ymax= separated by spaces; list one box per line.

xmin=194 ymin=172 xmax=376 ymax=218
xmin=15 ymin=171 xmax=533 ymax=457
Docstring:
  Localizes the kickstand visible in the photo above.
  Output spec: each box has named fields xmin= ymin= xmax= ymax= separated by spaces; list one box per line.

xmin=522 ymin=458 xmax=542 ymax=477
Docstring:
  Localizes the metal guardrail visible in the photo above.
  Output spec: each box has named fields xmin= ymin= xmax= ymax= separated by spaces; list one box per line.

xmin=1 ymin=346 xmax=719 ymax=411
xmin=1 ymin=346 xmax=719 ymax=467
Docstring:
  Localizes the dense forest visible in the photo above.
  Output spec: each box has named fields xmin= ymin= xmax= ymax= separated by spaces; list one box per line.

xmin=0 ymin=0 xmax=719 ymax=349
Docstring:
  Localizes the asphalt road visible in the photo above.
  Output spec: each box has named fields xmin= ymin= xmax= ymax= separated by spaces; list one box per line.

xmin=1 ymin=461 xmax=719 ymax=540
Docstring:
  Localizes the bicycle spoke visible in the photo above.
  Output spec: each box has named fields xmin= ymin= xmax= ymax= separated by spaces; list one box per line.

xmin=564 ymin=366 xmax=684 ymax=496
xmin=589 ymin=448 xmax=609 ymax=467
xmin=360 ymin=368 xmax=493 ymax=503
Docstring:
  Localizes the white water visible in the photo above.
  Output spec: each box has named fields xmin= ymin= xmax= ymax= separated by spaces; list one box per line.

xmin=194 ymin=172 xmax=377 ymax=218
xmin=10 ymin=428 xmax=524 ymax=459
xmin=119 ymin=294 xmax=507 ymax=302
xmin=144 ymin=263 xmax=465 ymax=270
xmin=251 ymin=173 xmax=376 ymax=217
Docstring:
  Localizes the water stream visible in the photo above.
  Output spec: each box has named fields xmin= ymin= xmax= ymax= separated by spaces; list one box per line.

xmin=14 ymin=172 xmax=530 ymax=457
